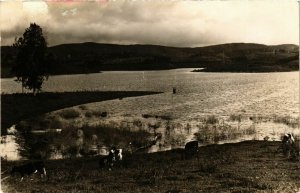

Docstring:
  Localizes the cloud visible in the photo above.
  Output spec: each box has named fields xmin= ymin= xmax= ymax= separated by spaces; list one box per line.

xmin=1 ymin=1 xmax=298 ymax=47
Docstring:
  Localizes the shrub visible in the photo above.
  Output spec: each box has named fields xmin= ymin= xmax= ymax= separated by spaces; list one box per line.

xmin=229 ymin=114 xmax=242 ymax=122
xmin=195 ymin=122 xmax=257 ymax=144
xmin=205 ymin=115 xmax=218 ymax=124
xmin=78 ymin=105 xmax=88 ymax=110
xmin=55 ymin=123 xmax=152 ymax=153
xmin=84 ymin=110 xmax=108 ymax=118
xmin=59 ymin=109 xmax=80 ymax=119
xmin=243 ymin=124 xmax=256 ymax=135
xmin=273 ymin=115 xmax=299 ymax=128
xmin=133 ymin=119 xmax=143 ymax=129
xmin=85 ymin=111 xmax=93 ymax=118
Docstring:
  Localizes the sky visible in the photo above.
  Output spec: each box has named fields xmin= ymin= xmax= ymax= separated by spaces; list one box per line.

xmin=0 ymin=0 xmax=299 ymax=47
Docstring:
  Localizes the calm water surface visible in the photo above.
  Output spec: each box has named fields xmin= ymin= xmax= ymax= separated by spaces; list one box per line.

xmin=2 ymin=69 xmax=299 ymax=118
xmin=1 ymin=69 xmax=299 ymax=159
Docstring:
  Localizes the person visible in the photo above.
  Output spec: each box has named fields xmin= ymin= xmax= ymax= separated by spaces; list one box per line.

xmin=173 ymin=87 xmax=176 ymax=94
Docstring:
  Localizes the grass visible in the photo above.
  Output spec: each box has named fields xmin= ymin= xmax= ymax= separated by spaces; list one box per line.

xmin=194 ymin=122 xmax=256 ymax=144
xmin=273 ymin=115 xmax=299 ymax=128
xmin=142 ymin=114 xmax=172 ymax=121
xmin=229 ymin=114 xmax=243 ymax=122
xmin=1 ymin=91 xmax=161 ymax=134
xmin=204 ymin=115 xmax=218 ymax=125
xmin=78 ymin=105 xmax=88 ymax=110
xmin=84 ymin=110 xmax=108 ymax=118
xmin=2 ymin=141 xmax=300 ymax=193
xmin=17 ymin=122 xmax=154 ymax=159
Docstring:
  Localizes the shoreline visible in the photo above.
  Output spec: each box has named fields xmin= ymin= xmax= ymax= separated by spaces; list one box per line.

xmin=2 ymin=68 xmax=299 ymax=79
xmin=1 ymin=91 xmax=162 ymax=134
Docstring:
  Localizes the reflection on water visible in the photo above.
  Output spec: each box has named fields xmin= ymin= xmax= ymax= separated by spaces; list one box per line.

xmin=1 ymin=69 xmax=299 ymax=160
xmin=0 ymin=136 xmax=21 ymax=160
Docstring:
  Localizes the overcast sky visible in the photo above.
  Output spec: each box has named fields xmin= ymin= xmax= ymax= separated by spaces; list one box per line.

xmin=0 ymin=0 xmax=298 ymax=47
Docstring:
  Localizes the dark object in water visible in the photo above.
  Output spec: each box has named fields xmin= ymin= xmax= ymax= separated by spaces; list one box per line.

xmin=100 ymin=112 xmax=108 ymax=117
xmin=142 ymin=114 xmax=151 ymax=119
xmin=172 ymin=87 xmax=176 ymax=94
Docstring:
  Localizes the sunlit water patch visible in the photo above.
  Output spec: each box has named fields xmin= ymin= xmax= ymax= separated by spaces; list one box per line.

xmin=0 ymin=126 xmax=21 ymax=160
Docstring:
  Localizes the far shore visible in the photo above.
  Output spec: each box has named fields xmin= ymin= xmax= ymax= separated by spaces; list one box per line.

xmin=2 ymin=67 xmax=299 ymax=79
xmin=2 ymin=42 xmax=298 ymax=78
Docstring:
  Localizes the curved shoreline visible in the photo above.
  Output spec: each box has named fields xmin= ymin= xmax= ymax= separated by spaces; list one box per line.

xmin=1 ymin=91 xmax=162 ymax=134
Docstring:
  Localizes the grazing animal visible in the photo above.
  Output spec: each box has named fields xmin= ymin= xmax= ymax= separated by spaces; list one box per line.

xmin=11 ymin=161 xmax=46 ymax=181
xmin=283 ymin=133 xmax=295 ymax=144
xmin=99 ymin=148 xmax=123 ymax=170
xmin=276 ymin=133 xmax=298 ymax=158
xmin=115 ymin=149 xmax=123 ymax=161
xmin=184 ymin=141 xmax=198 ymax=159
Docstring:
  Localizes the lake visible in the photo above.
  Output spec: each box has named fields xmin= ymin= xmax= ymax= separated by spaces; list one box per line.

xmin=2 ymin=69 xmax=299 ymax=118
xmin=1 ymin=69 xmax=299 ymax=159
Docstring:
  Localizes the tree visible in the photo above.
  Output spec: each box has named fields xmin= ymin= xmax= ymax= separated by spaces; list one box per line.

xmin=12 ymin=23 xmax=48 ymax=95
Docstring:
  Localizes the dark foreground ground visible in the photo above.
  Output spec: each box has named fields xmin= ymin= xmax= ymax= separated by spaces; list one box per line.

xmin=2 ymin=141 xmax=300 ymax=193
xmin=1 ymin=91 xmax=161 ymax=134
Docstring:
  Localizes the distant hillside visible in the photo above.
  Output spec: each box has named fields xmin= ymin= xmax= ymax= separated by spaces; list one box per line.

xmin=1 ymin=42 xmax=299 ymax=78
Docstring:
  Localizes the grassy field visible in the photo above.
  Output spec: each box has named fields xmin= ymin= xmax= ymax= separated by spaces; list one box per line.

xmin=2 ymin=140 xmax=300 ymax=193
xmin=1 ymin=91 xmax=161 ymax=134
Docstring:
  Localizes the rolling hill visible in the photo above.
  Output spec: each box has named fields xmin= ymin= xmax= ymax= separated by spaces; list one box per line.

xmin=1 ymin=42 xmax=298 ymax=78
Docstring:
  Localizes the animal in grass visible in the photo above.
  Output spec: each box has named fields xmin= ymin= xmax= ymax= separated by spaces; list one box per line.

xmin=11 ymin=161 xmax=46 ymax=181
xmin=277 ymin=133 xmax=298 ymax=158
xmin=115 ymin=148 xmax=123 ymax=161
xmin=284 ymin=134 xmax=300 ymax=159
xmin=184 ymin=140 xmax=199 ymax=159
xmin=282 ymin=133 xmax=295 ymax=144
xmin=99 ymin=147 xmax=123 ymax=170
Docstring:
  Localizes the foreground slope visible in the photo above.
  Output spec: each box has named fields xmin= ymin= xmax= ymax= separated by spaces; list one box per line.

xmin=2 ymin=141 xmax=300 ymax=193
